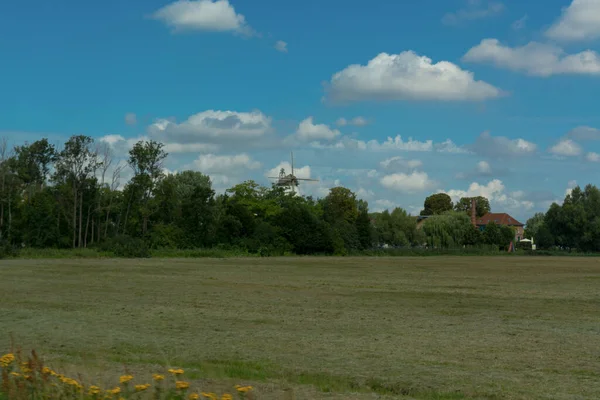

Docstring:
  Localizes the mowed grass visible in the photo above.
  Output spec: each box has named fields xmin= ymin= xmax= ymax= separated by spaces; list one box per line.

xmin=0 ymin=257 xmax=599 ymax=399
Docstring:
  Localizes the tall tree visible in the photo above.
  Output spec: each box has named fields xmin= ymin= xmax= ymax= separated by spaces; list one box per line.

xmin=355 ymin=200 xmax=372 ymax=249
xmin=524 ymin=212 xmax=545 ymax=239
xmin=420 ymin=193 xmax=453 ymax=216
xmin=454 ymin=196 xmax=490 ymax=218
xmin=125 ymin=140 xmax=168 ymax=236
xmin=52 ymin=135 xmax=101 ymax=248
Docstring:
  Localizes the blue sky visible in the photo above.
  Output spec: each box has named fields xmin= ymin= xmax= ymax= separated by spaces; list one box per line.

xmin=2 ymin=0 xmax=600 ymax=221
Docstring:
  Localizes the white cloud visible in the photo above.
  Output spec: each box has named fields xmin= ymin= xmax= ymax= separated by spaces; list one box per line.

xmin=463 ymin=39 xmax=600 ymax=77
xmin=274 ymin=40 xmax=288 ymax=53
xmin=148 ymin=110 xmax=272 ymax=145
xmin=372 ymin=199 xmax=397 ymax=212
xmin=164 ymin=142 xmax=220 ymax=153
xmin=442 ymin=1 xmax=505 ymax=25
xmin=546 ymin=0 xmax=600 ymax=42
xmin=380 ymin=156 xmax=423 ymax=170
xmin=477 ymin=160 xmax=492 ymax=174
xmin=295 ymin=117 xmax=340 ymax=141
xmin=311 ymin=135 xmax=467 ymax=154
xmin=441 ymin=179 xmax=534 ymax=212
xmin=471 ymin=131 xmax=537 ymax=158
xmin=336 ymin=116 xmax=369 ymax=127
xmin=152 ymin=0 xmax=252 ymax=35
xmin=567 ymin=125 xmax=600 ymax=141
xmin=125 ymin=113 xmax=137 ymax=126
xmin=435 ymin=139 xmax=470 ymax=153
xmin=356 ymin=187 xmax=375 ymax=200
xmin=549 ymin=139 xmax=582 ymax=156
xmin=380 ymin=171 xmax=436 ymax=193
xmin=512 ymin=14 xmax=528 ymax=30
xmin=586 ymin=152 xmax=600 ymax=162
xmin=193 ymin=153 xmax=260 ymax=174
xmin=99 ymin=134 xmax=147 ymax=155
xmin=326 ymin=51 xmax=502 ymax=102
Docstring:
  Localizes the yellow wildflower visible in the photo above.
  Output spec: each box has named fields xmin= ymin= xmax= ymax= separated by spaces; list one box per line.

xmin=0 ymin=353 xmax=15 ymax=367
xmin=201 ymin=393 xmax=217 ymax=400
xmin=135 ymin=383 xmax=151 ymax=392
xmin=108 ymin=387 xmax=121 ymax=395
xmin=88 ymin=385 xmax=102 ymax=395
xmin=10 ymin=372 xmax=20 ymax=377
xmin=221 ymin=394 xmax=233 ymax=400
xmin=119 ymin=375 xmax=133 ymax=384
xmin=168 ymin=368 xmax=185 ymax=375
xmin=189 ymin=394 xmax=200 ymax=400
xmin=153 ymin=373 xmax=165 ymax=381
xmin=235 ymin=385 xmax=253 ymax=393
xmin=176 ymin=381 xmax=190 ymax=390
xmin=41 ymin=367 xmax=53 ymax=375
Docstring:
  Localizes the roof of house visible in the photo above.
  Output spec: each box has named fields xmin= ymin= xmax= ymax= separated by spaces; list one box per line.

xmin=476 ymin=213 xmax=523 ymax=227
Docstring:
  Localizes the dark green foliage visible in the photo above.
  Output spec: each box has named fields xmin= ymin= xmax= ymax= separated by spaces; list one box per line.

xmin=454 ymin=196 xmax=490 ymax=218
xmin=420 ymin=193 xmax=453 ymax=216
xmin=3 ymin=134 xmax=600 ymax=256
xmin=99 ymin=235 xmax=150 ymax=258
xmin=0 ymin=239 xmax=19 ymax=259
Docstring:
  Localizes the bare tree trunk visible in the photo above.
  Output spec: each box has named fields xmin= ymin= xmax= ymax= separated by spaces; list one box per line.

xmin=84 ymin=203 xmax=92 ymax=247
xmin=78 ymin=191 xmax=83 ymax=248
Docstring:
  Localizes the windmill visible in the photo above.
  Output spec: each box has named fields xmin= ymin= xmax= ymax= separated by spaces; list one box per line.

xmin=268 ymin=151 xmax=319 ymax=193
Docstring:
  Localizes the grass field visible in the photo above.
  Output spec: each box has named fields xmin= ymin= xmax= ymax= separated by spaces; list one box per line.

xmin=0 ymin=257 xmax=599 ymax=399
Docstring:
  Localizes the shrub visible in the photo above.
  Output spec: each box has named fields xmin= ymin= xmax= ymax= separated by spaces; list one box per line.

xmin=98 ymin=235 xmax=151 ymax=258
xmin=0 ymin=240 xmax=19 ymax=259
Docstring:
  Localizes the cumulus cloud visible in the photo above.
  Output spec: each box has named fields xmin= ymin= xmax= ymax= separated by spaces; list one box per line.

xmin=566 ymin=125 xmax=600 ymax=141
xmin=441 ymin=179 xmax=535 ymax=212
xmin=380 ymin=171 xmax=436 ymax=193
xmin=546 ymin=0 xmax=600 ymax=42
xmin=325 ymin=51 xmax=502 ymax=102
xmin=295 ymin=117 xmax=341 ymax=141
xmin=99 ymin=134 xmax=147 ymax=155
xmin=193 ymin=153 xmax=260 ymax=174
xmin=548 ymin=139 xmax=582 ymax=156
xmin=152 ymin=0 xmax=253 ymax=35
xmin=463 ymin=39 xmax=600 ymax=77
xmin=470 ymin=131 xmax=537 ymax=158
xmin=380 ymin=156 xmax=423 ymax=170
xmin=336 ymin=116 xmax=369 ymax=127
xmin=148 ymin=110 xmax=272 ymax=146
xmin=312 ymin=135 xmax=466 ymax=154
xmin=586 ymin=152 xmax=600 ymax=162
xmin=442 ymin=0 xmax=505 ymax=26
xmin=274 ymin=40 xmax=288 ymax=53
xmin=125 ymin=113 xmax=137 ymax=126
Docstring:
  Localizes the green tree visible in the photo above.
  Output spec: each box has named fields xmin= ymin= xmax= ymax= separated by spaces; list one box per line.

xmin=355 ymin=200 xmax=373 ymax=249
xmin=52 ymin=135 xmax=102 ymax=248
xmin=524 ymin=212 xmax=545 ymax=240
xmin=422 ymin=211 xmax=472 ymax=248
xmin=124 ymin=140 xmax=168 ymax=236
xmin=420 ymin=193 xmax=453 ymax=216
xmin=454 ymin=196 xmax=490 ymax=218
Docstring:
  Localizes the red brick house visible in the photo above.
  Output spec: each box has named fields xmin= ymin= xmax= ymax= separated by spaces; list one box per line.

xmin=476 ymin=213 xmax=524 ymax=242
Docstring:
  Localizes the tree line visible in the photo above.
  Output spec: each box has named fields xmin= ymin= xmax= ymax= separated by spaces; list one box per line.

xmin=0 ymin=135 xmax=598 ymax=257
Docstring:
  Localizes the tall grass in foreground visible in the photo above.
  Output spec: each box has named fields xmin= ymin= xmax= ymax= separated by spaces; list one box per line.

xmin=1 ymin=350 xmax=254 ymax=400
